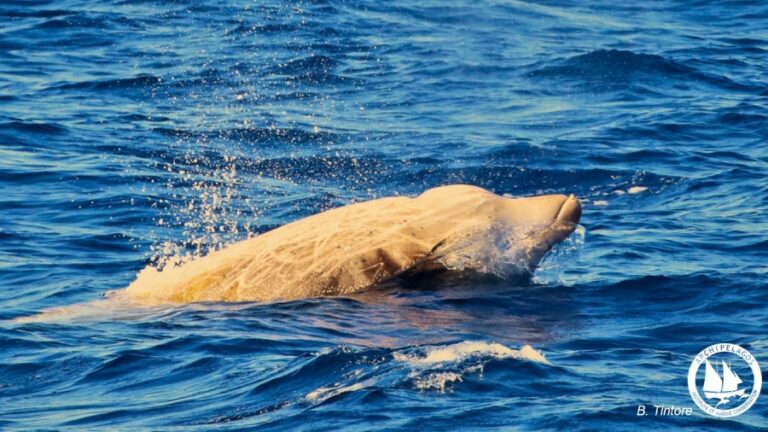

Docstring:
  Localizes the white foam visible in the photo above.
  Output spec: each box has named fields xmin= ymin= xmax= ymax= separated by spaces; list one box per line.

xmin=304 ymin=342 xmax=548 ymax=399
xmin=628 ymin=186 xmax=647 ymax=194
xmin=393 ymin=341 xmax=548 ymax=366
xmin=305 ymin=379 xmax=373 ymax=404
xmin=412 ymin=372 xmax=463 ymax=392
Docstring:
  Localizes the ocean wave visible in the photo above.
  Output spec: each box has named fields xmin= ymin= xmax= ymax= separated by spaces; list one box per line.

xmin=0 ymin=120 xmax=67 ymax=135
xmin=0 ymin=9 xmax=73 ymax=19
xmin=270 ymin=54 xmax=339 ymax=75
xmin=35 ymin=15 xmax=109 ymax=30
xmin=393 ymin=341 xmax=548 ymax=366
xmin=300 ymin=340 xmax=551 ymax=406
xmin=544 ymin=49 xmax=690 ymax=75
xmin=528 ymin=49 xmax=763 ymax=92
xmin=305 ymin=379 xmax=374 ymax=404
xmin=46 ymin=74 xmax=165 ymax=92
xmin=230 ymin=22 xmax=304 ymax=35
xmin=153 ymin=125 xmax=339 ymax=145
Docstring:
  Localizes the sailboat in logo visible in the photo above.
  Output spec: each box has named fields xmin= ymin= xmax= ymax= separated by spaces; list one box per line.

xmin=703 ymin=359 xmax=748 ymax=405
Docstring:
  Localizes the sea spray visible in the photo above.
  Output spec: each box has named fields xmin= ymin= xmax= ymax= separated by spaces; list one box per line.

xmin=533 ymin=224 xmax=586 ymax=285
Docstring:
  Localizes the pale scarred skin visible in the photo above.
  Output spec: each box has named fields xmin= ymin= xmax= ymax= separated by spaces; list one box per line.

xmin=122 ymin=185 xmax=582 ymax=304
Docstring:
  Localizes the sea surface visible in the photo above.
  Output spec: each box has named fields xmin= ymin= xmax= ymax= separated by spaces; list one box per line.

xmin=1 ymin=0 xmax=767 ymax=430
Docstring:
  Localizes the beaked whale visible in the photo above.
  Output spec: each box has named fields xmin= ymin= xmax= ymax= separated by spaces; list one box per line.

xmin=123 ymin=184 xmax=581 ymax=304
xmin=16 ymin=184 xmax=581 ymax=321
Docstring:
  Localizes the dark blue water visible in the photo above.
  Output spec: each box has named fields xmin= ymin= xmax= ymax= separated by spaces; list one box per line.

xmin=1 ymin=0 xmax=767 ymax=430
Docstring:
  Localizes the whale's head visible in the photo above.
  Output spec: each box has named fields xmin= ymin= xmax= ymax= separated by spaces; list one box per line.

xmin=498 ymin=193 xmax=582 ymax=228
xmin=415 ymin=185 xmax=582 ymax=278
xmin=496 ymin=193 xmax=582 ymax=272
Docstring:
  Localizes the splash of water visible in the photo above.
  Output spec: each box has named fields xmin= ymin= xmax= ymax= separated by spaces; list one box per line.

xmin=532 ymin=225 xmax=586 ymax=285
xmin=434 ymin=223 xmax=584 ymax=281
xmin=394 ymin=341 xmax=549 ymax=392
xmin=393 ymin=341 xmax=549 ymax=366
xmin=149 ymin=151 xmax=257 ymax=269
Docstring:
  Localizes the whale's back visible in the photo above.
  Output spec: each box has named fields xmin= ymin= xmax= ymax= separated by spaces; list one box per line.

xmin=124 ymin=185 xmax=504 ymax=303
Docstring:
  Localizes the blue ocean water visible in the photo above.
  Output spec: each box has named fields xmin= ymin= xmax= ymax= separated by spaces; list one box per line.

xmin=1 ymin=0 xmax=767 ymax=430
